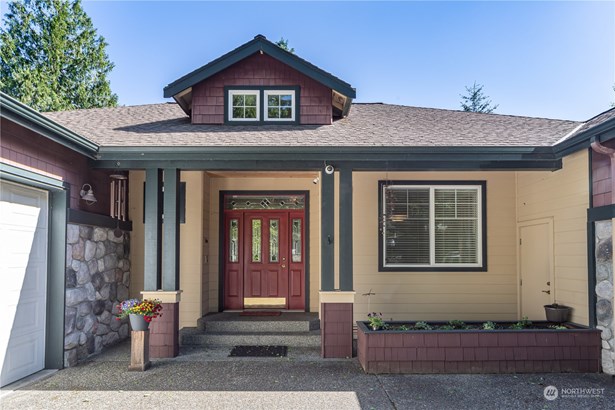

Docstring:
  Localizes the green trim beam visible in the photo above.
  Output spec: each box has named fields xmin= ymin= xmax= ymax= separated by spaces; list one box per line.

xmin=339 ymin=167 xmax=353 ymax=291
xmin=321 ymin=171 xmax=335 ymax=291
xmin=144 ymin=169 xmax=162 ymax=290
xmin=162 ymin=168 xmax=181 ymax=291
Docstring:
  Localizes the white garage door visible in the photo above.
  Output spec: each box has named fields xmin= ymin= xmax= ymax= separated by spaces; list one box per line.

xmin=0 ymin=181 xmax=48 ymax=387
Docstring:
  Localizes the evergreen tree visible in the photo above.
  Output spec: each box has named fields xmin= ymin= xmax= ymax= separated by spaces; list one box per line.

xmin=0 ymin=0 xmax=117 ymax=111
xmin=275 ymin=37 xmax=295 ymax=54
xmin=460 ymin=82 xmax=498 ymax=113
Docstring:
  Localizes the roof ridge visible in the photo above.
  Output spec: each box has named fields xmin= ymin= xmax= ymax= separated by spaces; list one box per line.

xmin=44 ymin=102 xmax=178 ymax=114
xmin=351 ymin=102 xmax=581 ymax=123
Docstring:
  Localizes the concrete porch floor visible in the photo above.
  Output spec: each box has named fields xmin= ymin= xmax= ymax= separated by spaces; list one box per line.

xmin=2 ymin=340 xmax=614 ymax=409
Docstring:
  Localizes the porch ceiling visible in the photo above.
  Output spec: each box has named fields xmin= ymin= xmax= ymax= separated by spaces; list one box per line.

xmin=206 ymin=171 xmax=318 ymax=179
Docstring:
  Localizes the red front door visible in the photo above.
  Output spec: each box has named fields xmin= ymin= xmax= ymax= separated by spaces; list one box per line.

xmin=223 ymin=208 xmax=305 ymax=310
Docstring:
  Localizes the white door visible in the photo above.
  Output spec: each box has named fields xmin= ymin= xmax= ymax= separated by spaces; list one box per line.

xmin=0 ymin=181 xmax=48 ymax=387
xmin=519 ymin=220 xmax=553 ymax=320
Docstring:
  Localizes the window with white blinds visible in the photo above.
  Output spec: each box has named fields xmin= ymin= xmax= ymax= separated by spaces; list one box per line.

xmin=381 ymin=183 xmax=484 ymax=269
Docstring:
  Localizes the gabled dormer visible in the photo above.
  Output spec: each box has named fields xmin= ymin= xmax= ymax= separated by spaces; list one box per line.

xmin=163 ymin=35 xmax=356 ymax=125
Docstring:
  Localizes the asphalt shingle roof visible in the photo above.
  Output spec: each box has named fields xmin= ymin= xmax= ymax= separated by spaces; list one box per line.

xmin=43 ymin=103 xmax=582 ymax=148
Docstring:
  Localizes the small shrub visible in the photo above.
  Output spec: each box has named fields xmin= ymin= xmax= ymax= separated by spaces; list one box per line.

xmin=482 ymin=321 xmax=497 ymax=330
xmin=448 ymin=320 xmax=469 ymax=330
xmin=398 ymin=324 xmax=410 ymax=331
xmin=510 ymin=316 xmax=532 ymax=330
xmin=439 ymin=325 xmax=455 ymax=330
xmin=548 ymin=325 xmax=567 ymax=330
xmin=413 ymin=321 xmax=432 ymax=330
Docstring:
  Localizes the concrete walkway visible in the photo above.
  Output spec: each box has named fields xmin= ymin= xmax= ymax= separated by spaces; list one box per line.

xmin=2 ymin=341 xmax=614 ymax=409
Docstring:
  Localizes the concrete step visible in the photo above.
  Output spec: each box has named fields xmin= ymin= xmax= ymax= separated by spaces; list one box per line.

xmin=180 ymin=328 xmax=321 ymax=348
xmin=197 ymin=312 xmax=320 ymax=333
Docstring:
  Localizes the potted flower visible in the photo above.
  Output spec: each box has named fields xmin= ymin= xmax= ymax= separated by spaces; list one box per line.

xmin=116 ymin=298 xmax=163 ymax=331
xmin=544 ymin=303 xmax=572 ymax=323
xmin=367 ymin=312 xmax=385 ymax=330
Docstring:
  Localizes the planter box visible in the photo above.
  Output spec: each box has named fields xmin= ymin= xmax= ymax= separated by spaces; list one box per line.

xmin=357 ymin=321 xmax=601 ymax=374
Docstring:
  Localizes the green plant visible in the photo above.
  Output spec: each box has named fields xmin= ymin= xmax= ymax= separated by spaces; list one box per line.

xmin=115 ymin=298 xmax=163 ymax=322
xmin=447 ymin=320 xmax=469 ymax=330
xmin=482 ymin=321 xmax=497 ymax=330
xmin=397 ymin=324 xmax=410 ymax=331
xmin=549 ymin=325 xmax=567 ymax=330
xmin=439 ymin=325 xmax=454 ymax=330
xmin=367 ymin=312 xmax=385 ymax=330
xmin=413 ymin=321 xmax=433 ymax=330
xmin=510 ymin=316 xmax=532 ymax=330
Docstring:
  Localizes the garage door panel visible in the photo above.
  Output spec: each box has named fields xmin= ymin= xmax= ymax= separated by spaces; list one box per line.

xmin=0 ymin=182 xmax=48 ymax=387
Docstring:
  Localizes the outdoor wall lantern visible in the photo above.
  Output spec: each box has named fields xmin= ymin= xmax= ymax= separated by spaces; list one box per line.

xmin=79 ymin=183 xmax=97 ymax=205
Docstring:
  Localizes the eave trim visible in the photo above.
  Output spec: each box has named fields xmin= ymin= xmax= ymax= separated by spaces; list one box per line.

xmin=1 ymin=92 xmax=99 ymax=158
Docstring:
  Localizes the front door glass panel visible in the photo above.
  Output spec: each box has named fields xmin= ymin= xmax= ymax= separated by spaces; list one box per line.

xmin=252 ymin=219 xmax=262 ymax=262
xmin=229 ymin=219 xmax=239 ymax=262
xmin=270 ymin=219 xmax=279 ymax=262
xmin=292 ymin=219 xmax=302 ymax=262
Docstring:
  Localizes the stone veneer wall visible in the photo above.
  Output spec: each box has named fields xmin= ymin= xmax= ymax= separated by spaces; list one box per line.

xmin=64 ymin=223 xmax=131 ymax=367
xmin=595 ymin=220 xmax=615 ymax=374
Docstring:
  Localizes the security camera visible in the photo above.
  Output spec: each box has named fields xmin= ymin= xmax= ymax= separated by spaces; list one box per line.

xmin=324 ymin=165 xmax=334 ymax=175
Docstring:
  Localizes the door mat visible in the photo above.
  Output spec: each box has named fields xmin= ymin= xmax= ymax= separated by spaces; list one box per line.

xmin=229 ymin=345 xmax=288 ymax=357
xmin=240 ymin=311 xmax=282 ymax=316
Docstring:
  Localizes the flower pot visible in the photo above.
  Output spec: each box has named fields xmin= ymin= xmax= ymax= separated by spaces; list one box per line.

xmin=129 ymin=314 xmax=150 ymax=331
xmin=544 ymin=304 xmax=571 ymax=323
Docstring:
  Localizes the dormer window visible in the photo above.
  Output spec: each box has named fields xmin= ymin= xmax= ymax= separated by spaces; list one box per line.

xmin=224 ymin=86 xmax=300 ymax=124
xmin=229 ymin=90 xmax=259 ymax=121
xmin=265 ymin=90 xmax=295 ymax=121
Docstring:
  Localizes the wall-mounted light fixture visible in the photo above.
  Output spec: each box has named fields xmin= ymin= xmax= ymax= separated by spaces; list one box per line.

xmin=324 ymin=161 xmax=335 ymax=175
xmin=79 ymin=184 xmax=97 ymax=205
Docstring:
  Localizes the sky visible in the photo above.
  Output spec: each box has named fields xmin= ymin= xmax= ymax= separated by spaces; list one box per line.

xmin=3 ymin=1 xmax=614 ymax=121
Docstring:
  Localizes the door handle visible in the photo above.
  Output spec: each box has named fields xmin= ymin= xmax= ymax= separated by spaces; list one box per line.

xmin=542 ymin=290 xmax=551 ymax=294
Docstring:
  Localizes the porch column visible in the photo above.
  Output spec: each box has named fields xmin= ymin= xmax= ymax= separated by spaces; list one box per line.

xmin=321 ymin=170 xmax=335 ymax=290
xmin=320 ymin=167 xmax=354 ymax=359
xmin=339 ymin=167 xmax=353 ymax=291
xmin=144 ymin=168 xmax=162 ymax=290
xmin=144 ymin=168 xmax=182 ymax=358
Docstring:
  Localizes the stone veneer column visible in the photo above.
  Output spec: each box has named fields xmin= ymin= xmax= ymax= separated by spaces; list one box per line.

xmin=141 ymin=290 xmax=181 ymax=358
xmin=320 ymin=291 xmax=355 ymax=358
xmin=64 ymin=224 xmax=131 ymax=367
xmin=595 ymin=220 xmax=615 ymax=374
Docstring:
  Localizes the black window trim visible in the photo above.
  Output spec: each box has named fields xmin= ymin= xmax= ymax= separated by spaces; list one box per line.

xmin=224 ymin=85 xmax=300 ymax=125
xmin=378 ymin=180 xmax=488 ymax=272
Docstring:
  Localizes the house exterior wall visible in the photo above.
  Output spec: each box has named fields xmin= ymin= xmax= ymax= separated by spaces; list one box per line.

xmin=207 ymin=174 xmax=321 ymax=313
xmin=1 ymin=117 xmax=110 ymax=213
xmin=191 ymin=53 xmax=332 ymax=125
xmin=128 ymin=171 xmax=206 ymax=328
xmin=352 ymin=171 xmax=518 ymax=323
xmin=592 ymin=149 xmax=612 ymax=207
xmin=516 ymin=150 xmax=590 ymax=325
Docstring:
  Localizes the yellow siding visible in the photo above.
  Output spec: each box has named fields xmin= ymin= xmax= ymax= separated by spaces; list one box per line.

xmin=516 ymin=150 xmax=589 ymax=325
xmin=353 ymin=172 xmax=518 ymax=323
xmin=208 ymin=175 xmax=321 ymax=313
xmin=179 ymin=171 xmax=205 ymax=328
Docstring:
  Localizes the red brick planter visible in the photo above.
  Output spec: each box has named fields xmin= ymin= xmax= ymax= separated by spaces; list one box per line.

xmin=357 ymin=321 xmax=601 ymax=374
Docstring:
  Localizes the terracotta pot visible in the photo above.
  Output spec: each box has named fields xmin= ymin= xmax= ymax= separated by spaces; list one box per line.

xmin=129 ymin=314 xmax=150 ymax=331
